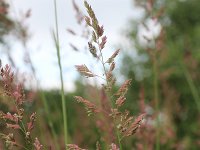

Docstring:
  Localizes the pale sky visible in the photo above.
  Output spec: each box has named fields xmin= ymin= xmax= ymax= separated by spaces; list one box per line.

xmin=3 ymin=0 xmax=144 ymax=92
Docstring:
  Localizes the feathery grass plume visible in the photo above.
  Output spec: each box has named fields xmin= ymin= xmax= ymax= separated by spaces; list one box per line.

xmin=0 ymin=63 xmax=42 ymax=149
xmin=72 ymin=1 xmax=145 ymax=149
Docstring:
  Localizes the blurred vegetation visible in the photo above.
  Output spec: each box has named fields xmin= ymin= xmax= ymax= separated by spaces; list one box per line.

xmin=0 ymin=0 xmax=29 ymax=68
xmin=121 ymin=0 xmax=200 ymax=149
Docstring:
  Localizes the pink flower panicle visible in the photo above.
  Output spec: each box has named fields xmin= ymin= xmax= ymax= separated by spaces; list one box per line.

xmin=0 ymin=63 xmax=40 ymax=149
xmin=0 ymin=64 xmax=25 ymax=105
xmin=72 ymin=1 xmax=145 ymax=148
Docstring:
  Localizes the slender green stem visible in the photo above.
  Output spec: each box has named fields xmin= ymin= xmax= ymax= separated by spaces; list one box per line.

xmin=19 ymin=120 xmax=27 ymax=134
xmin=152 ymin=51 xmax=160 ymax=150
xmin=97 ymin=40 xmax=123 ymax=150
xmin=153 ymin=52 xmax=159 ymax=114
xmin=40 ymin=91 xmax=60 ymax=150
xmin=53 ymin=0 xmax=68 ymax=146
xmin=180 ymin=61 xmax=200 ymax=112
xmin=117 ymin=131 xmax=123 ymax=150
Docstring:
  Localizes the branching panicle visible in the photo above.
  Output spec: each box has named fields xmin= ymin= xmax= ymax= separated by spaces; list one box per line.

xmin=72 ymin=1 xmax=145 ymax=149
xmin=0 ymin=63 xmax=42 ymax=149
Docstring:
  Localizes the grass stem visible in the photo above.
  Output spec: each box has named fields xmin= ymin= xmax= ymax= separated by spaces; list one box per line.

xmin=97 ymin=41 xmax=123 ymax=150
xmin=40 ymin=91 xmax=60 ymax=150
xmin=53 ymin=0 xmax=68 ymax=146
xmin=152 ymin=51 xmax=160 ymax=150
xmin=180 ymin=61 xmax=200 ymax=112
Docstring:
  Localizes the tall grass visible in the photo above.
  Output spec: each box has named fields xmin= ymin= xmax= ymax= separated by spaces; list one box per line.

xmin=53 ymin=0 xmax=68 ymax=146
xmin=67 ymin=1 xmax=145 ymax=149
xmin=152 ymin=51 xmax=160 ymax=150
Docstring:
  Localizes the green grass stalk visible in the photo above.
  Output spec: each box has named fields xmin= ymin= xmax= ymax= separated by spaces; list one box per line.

xmin=53 ymin=0 xmax=68 ymax=146
xmin=97 ymin=42 xmax=123 ymax=150
xmin=40 ymin=91 xmax=60 ymax=150
xmin=180 ymin=62 xmax=200 ymax=112
xmin=152 ymin=51 xmax=160 ymax=150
